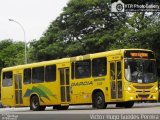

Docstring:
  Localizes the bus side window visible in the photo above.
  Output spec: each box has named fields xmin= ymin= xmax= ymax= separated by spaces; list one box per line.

xmin=117 ymin=62 xmax=122 ymax=79
xmin=92 ymin=57 xmax=107 ymax=77
xmin=32 ymin=67 xmax=44 ymax=83
xmin=24 ymin=68 xmax=31 ymax=84
xmin=110 ymin=63 xmax=115 ymax=80
xmin=75 ymin=60 xmax=91 ymax=79
xmin=71 ymin=62 xmax=75 ymax=79
xmin=45 ymin=65 xmax=56 ymax=82
xmin=2 ymin=71 xmax=13 ymax=87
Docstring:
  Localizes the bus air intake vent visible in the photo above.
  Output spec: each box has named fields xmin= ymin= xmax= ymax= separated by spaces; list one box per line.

xmin=133 ymin=86 xmax=153 ymax=89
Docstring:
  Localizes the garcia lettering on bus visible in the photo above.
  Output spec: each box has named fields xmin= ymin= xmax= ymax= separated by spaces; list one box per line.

xmin=71 ymin=81 xmax=93 ymax=86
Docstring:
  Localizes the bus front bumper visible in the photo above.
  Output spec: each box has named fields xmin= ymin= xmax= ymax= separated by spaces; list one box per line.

xmin=124 ymin=91 xmax=158 ymax=101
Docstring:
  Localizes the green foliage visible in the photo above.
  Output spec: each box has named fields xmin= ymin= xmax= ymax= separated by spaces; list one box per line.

xmin=0 ymin=39 xmax=25 ymax=69
xmin=30 ymin=0 xmax=128 ymax=61
xmin=124 ymin=13 xmax=160 ymax=49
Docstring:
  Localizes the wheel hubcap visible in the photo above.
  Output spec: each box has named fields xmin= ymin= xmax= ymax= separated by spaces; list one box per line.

xmin=32 ymin=99 xmax=38 ymax=108
xmin=97 ymin=96 xmax=103 ymax=105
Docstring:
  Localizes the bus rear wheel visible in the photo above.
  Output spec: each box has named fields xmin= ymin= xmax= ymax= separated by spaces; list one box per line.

xmin=93 ymin=92 xmax=107 ymax=109
xmin=30 ymin=96 xmax=46 ymax=111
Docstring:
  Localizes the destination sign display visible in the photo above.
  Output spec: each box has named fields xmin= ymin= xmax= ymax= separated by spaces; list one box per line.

xmin=124 ymin=50 xmax=154 ymax=59
xmin=130 ymin=53 xmax=148 ymax=57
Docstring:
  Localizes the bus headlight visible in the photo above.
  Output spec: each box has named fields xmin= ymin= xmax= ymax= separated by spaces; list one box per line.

xmin=151 ymin=87 xmax=158 ymax=93
xmin=153 ymin=96 xmax=156 ymax=99
xmin=155 ymin=87 xmax=158 ymax=91
xmin=130 ymin=96 xmax=133 ymax=100
xmin=127 ymin=87 xmax=131 ymax=91
xmin=127 ymin=86 xmax=134 ymax=93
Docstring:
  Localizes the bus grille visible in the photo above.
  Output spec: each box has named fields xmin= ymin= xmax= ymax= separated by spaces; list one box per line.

xmin=133 ymin=86 xmax=153 ymax=89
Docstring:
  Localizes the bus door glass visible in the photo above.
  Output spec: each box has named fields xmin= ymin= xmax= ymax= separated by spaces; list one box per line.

xmin=2 ymin=71 xmax=14 ymax=106
xmin=14 ymin=74 xmax=23 ymax=105
xmin=110 ymin=61 xmax=122 ymax=100
xmin=59 ymin=68 xmax=71 ymax=103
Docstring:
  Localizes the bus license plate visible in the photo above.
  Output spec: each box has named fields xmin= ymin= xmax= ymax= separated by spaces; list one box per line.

xmin=142 ymin=97 xmax=147 ymax=100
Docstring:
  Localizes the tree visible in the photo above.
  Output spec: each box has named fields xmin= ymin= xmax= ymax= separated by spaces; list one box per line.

xmin=0 ymin=39 xmax=25 ymax=69
xmin=30 ymin=0 xmax=127 ymax=61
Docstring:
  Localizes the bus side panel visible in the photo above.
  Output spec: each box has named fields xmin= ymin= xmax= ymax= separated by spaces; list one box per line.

xmin=70 ymin=77 xmax=110 ymax=105
xmin=2 ymin=86 xmax=15 ymax=107
xmin=23 ymin=82 xmax=61 ymax=106
xmin=70 ymin=78 xmax=93 ymax=104
xmin=104 ymin=76 xmax=111 ymax=103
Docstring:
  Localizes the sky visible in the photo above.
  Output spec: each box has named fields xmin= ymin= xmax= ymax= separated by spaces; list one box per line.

xmin=0 ymin=0 xmax=69 ymax=43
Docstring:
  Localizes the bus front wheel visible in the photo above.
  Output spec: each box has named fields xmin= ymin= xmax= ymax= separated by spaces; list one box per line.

xmin=93 ymin=92 xmax=107 ymax=109
xmin=30 ymin=96 xmax=46 ymax=111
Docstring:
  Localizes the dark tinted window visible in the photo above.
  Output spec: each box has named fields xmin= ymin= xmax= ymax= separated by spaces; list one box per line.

xmin=110 ymin=63 xmax=115 ymax=80
xmin=45 ymin=65 xmax=56 ymax=82
xmin=75 ymin=60 xmax=91 ymax=78
xmin=32 ymin=67 xmax=44 ymax=83
xmin=24 ymin=68 xmax=31 ymax=84
xmin=117 ymin=62 xmax=122 ymax=79
xmin=2 ymin=71 xmax=13 ymax=87
xmin=71 ymin=62 xmax=74 ymax=79
xmin=92 ymin=57 xmax=107 ymax=77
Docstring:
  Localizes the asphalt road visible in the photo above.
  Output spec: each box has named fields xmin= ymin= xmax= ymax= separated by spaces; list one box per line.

xmin=0 ymin=103 xmax=160 ymax=120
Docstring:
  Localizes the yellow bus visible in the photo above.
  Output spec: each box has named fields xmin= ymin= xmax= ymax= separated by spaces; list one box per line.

xmin=158 ymin=82 xmax=160 ymax=102
xmin=1 ymin=49 xmax=158 ymax=110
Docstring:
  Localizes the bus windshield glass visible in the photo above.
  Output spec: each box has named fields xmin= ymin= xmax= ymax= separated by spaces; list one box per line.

xmin=125 ymin=59 xmax=156 ymax=83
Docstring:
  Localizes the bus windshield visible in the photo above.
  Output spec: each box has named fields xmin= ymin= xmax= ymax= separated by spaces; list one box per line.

xmin=125 ymin=59 xmax=156 ymax=83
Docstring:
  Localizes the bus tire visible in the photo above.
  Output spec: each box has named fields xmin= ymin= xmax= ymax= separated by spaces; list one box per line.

xmin=93 ymin=92 xmax=107 ymax=109
xmin=124 ymin=101 xmax=134 ymax=108
xmin=30 ymin=95 xmax=46 ymax=111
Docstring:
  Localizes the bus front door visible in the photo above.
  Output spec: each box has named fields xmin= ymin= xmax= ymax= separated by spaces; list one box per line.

xmin=59 ymin=68 xmax=71 ymax=104
xmin=14 ymin=74 xmax=23 ymax=105
xmin=110 ymin=61 xmax=122 ymax=101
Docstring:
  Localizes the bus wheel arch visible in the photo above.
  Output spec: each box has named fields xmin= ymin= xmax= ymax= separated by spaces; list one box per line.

xmin=30 ymin=94 xmax=46 ymax=111
xmin=92 ymin=89 xmax=107 ymax=109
